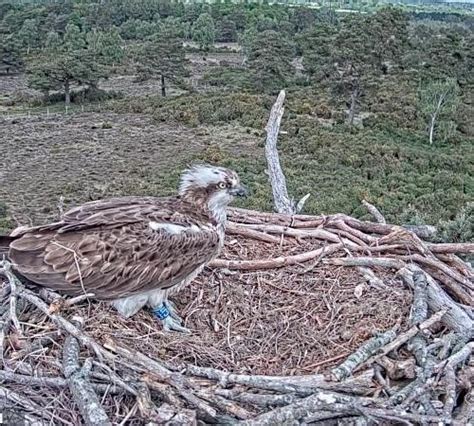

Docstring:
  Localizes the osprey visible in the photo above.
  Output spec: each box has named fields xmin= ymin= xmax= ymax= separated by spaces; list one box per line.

xmin=0 ymin=165 xmax=247 ymax=333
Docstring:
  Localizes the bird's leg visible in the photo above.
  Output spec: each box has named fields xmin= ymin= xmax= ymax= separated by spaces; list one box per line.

xmin=163 ymin=299 xmax=183 ymax=323
xmin=151 ymin=303 xmax=190 ymax=333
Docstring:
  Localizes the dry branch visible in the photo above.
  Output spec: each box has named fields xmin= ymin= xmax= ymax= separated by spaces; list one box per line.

xmin=264 ymin=90 xmax=295 ymax=214
xmin=331 ymin=328 xmax=397 ymax=381
xmin=398 ymin=266 xmax=473 ymax=337
xmin=62 ymin=317 xmax=111 ymax=426
xmin=210 ymin=243 xmax=342 ymax=270
xmin=0 ymin=384 xmax=51 ymax=421
xmin=361 ymin=309 xmax=448 ymax=369
xmin=186 ymin=365 xmax=375 ymax=395
xmin=362 ymin=200 xmax=386 ymax=224
xmin=103 ymin=338 xmax=219 ymax=421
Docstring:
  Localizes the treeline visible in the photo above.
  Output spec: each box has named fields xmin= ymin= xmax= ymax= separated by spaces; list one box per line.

xmin=0 ymin=0 xmax=473 ymax=144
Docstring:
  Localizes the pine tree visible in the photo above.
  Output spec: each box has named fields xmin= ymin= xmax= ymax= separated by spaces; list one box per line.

xmin=192 ymin=13 xmax=215 ymax=50
xmin=0 ymin=34 xmax=23 ymax=73
xmin=133 ymin=34 xmax=188 ymax=97
xmin=27 ymin=26 xmax=107 ymax=105
xmin=247 ymin=30 xmax=294 ymax=92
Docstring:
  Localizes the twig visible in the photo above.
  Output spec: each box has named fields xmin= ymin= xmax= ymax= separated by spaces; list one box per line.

xmin=210 ymin=243 xmax=342 ymax=270
xmin=0 ymin=259 xmax=22 ymax=334
xmin=326 ymin=256 xmax=405 ymax=269
xmin=103 ymin=338 xmax=218 ymax=421
xmin=62 ymin=316 xmax=111 ymax=425
xmin=226 ymin=223 xmax=288 ymax=245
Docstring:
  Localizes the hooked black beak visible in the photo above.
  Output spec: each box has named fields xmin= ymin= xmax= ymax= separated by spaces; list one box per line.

xmin=229 ymin=184 xmax=249 ymax=197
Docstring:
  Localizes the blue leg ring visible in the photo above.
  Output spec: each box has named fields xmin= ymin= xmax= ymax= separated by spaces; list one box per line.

xmin=152 ymin=304 xmax=170 ymax=320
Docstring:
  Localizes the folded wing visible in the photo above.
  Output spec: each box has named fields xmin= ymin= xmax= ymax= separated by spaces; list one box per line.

xmin=8 ymin=199 xmax=219 ymax=300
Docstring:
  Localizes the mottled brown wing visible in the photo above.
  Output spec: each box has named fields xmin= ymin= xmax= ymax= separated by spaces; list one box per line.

xmin=62 ymin=196 xmax=163 ymax=223
xmin=59 ymin=196 xmax=181 ymax=232
xmin=9 ymin=220 xmax=220 ymax=300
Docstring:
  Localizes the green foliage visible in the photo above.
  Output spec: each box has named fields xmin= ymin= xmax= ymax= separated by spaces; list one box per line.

xmin=26 ymin=24 xmax=111 ymax=104
xmin=192 ymin=12 xmax=215 ymax=50
xmin=86 ymin=27 xmax=124 ymax=65
xmin=0 ymin=33 xmax=23 ymax=72
xmin=410 ymin=24 xmax=473 ymax=83
xmin=159 ymin=16 xmax=189 ymax=39
xmin=110 ymin=92 xmax=270 ymax=128
xmin=132 ymin=33 xmax=188 ymax=96
xmin=438 ymin=203 xmax=473 ymax=244
xmin=2 ymin=1 xmax=473 ymax=236
xmin=17 ymin=18 xmax=41 ymax=52
xmin=247 ymin=30 xmax=294 ymax=92
xmin=0 ymin=201 xmax=12 ymax=235
xmin=202 ymin=67 xmax=251 ymax=90
xmin=216 ymin=16 xmax=237 ymax=42
xmin=238 ymin=26 xmax=257 ymax=60
xmin=119 ymin=19 xmax=160 ymax=40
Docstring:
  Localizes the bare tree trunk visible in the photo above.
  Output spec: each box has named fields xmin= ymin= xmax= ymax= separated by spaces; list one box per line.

xmin=64 ymin=80 xmax=71 ymax=106
xmin=348 ymin=85 xmax=359 ymax=127
xmin=429 ymin=92 xmax=446 ymax=145
xmin=161 ymin=74 xmax=166 ymax=97
xmin=264 ymin=90 xmax=294 ymax=214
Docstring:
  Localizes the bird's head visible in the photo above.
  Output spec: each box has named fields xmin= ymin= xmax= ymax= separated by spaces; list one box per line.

xmin=179 ymin=164 xmax=248 ymax=221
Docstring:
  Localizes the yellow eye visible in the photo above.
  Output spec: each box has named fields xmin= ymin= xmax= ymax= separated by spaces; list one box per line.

xmin=218 ymin=182 xmax=227 ymax=189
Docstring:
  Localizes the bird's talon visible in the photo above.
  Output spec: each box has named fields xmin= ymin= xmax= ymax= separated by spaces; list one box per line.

xmin=162 ymin=315 xmax=191 ymax=333
xmin=152 ymin=304 xmax=190 ymax=333
xmin=163 ymin=300 xmax=183 ymax=323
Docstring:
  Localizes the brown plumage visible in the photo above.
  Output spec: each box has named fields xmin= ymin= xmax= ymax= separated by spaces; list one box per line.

xmin=1 ymin=165 xmax=247 ymax=330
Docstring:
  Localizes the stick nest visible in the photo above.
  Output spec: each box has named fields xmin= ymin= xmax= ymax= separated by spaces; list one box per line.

xmin=1 ymin=208 xmax=473 ymax=425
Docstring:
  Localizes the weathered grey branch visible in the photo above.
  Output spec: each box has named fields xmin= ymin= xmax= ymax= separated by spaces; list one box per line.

xmin=399 ymin=266 xmax=473 ymax=337
xmin=408 ymin=270 xmax=429 ymax=365
xmin=264 ymin=90 xmax=295 ymax=214
xmin=362 ymin=200 xmax=386 ymax=224
xmin=361 ymin=309 xmax=448 ymax=370
xmin=215 ymin=389 xmax=300 ymax=407
xmin=442 ymin=365 xmax=457 ymax=421
xmin=454 ymin=387 xmax=473 ymax=425
xmin=402 ymin=224 xmax=437 ymax=240
xmin=437 ymin=341 xmax=474 ymax=371
xmin=103 ymin=338 xmax=218 ymax=421
xmin=331 ymin=328 xmax=397 ymax=381
xmin=186 ymin=364 xmax=375 ymax=396
xmin=0 ymin=370 xmax=132 ymax=395
xmin=63 ymin=316 xmax=111 ymax=426
xmin=241 ymin=391 xmax=443 ymax=425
